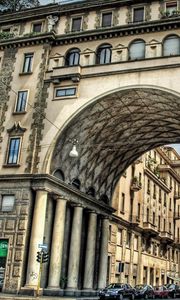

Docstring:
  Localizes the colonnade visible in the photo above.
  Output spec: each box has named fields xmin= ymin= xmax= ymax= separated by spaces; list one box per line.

xmin=25 ymin=189 xmax=109 ymax=292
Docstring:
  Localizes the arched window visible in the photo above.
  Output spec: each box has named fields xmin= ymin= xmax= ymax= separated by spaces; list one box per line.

xmin=72 ymin=178 xmax=81 ymax=190
xmin=96 ymin=44 xmax=112 ymax=64
xmin=65 ymin=48 xmax=80 ymax=66
xmin=86 ymin=187 xmax=96 ymax=197
xmin=53 ymin=169 xmax=65 ymax=181
xmin=129 ymin=40 xmax=145 ymax=60
xmin=163 ymin=35 xmax=180 ymax=56
xmin=100 ymin=194 xmax=109 ymax=204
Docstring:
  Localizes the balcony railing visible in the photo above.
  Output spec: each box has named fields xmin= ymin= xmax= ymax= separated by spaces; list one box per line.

xmin=143 ymin=222 xmax=159 ymax=236
xmin=160 ymin=231 xmax=174 ymax=243
xmin=51 ymin=65 xmax=81 ymax=82
xmin=130 ymin=178 xmax=142 ymax=192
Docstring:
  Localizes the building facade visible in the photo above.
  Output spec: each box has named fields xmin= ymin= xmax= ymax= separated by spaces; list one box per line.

xmin=109 ymin=146 xmax=180 ymax=287
xmin=1 ymin=0 xmax=180 ymax=296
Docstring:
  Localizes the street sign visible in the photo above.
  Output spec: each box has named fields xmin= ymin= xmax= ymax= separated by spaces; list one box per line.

xmin=38 ymin=244 xmax=48 ymax=250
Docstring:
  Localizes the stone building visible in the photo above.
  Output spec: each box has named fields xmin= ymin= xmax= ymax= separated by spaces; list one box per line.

xmin=1 ymin=0 xmax=180 ymax=296
xmin=109 ymin=146 xmax=180 ymax=286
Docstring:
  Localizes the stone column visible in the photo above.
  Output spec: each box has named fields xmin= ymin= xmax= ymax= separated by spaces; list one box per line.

xmin=48 ymin=196 xmax=67 ymax=288
xmin=147 ymin=267 xmax=150 ymax=285
xmin=67 ymin=205 xmax=83 ymax=289
xmin=98 ymin=217 xmax=109 ymax=289
xmin=153 ymin=268 xmax=156 ymax=286
xmin=25 ymin=189 xmax=48 ymax=287
xmin=83 ymin=211 xmax=97 ymax=289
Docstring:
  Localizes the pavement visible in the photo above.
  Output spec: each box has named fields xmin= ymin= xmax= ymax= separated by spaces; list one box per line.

xmin=0 ymin=294 xmax=99 ymax=300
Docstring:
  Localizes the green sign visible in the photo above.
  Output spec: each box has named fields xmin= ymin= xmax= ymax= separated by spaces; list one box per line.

xmin=0 ymin=240 xmax=8 ymax=257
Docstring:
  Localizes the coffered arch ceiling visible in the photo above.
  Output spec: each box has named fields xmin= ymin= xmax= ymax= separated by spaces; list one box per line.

xmin=50 ymin=87 xmax=180 ymax=201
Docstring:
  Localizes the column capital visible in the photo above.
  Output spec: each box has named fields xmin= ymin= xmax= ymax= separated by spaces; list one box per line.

xmin=52 ymin=194 xmax=69 ymax=201
xmin=32 ymin=186 xmax=51 ymax=193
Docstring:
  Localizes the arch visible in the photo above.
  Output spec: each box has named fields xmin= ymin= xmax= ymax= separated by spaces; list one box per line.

xmin=71 ymin=178 xmax=81 ymax=189
xmin=86 ymin=187 xmax=96 ymax=197
xmin=96 ymin=43 xmax=112 ymax=64
xmin=129 ymin=39 xmax=145 ymax=60
xmin=100 ymin=194 xmax=109 ymax=204
xmin=163 ymin=34 xmax=180 ymax=56
xmin=53 ymin=168 xmax=65 ymax=181
xmin=49 ymin=86 xmax=180 ymax=201
xmin=65 ymin=48 xmax=80 ymax=66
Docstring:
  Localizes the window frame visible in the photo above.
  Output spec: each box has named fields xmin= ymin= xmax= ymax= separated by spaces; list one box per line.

xmin=129 ymin=39 xmax=145 ymax=61
xmin=163 ymin=35 xmax=180 ymax=56
xmin=31 ymin=22 xmax=43 ymax=33
xmin=96 ymin=44 xmax=112 ymax=64
xmin=54 ymin=86 xmax=77 ymax=99
xmin=65 ymin=48 xmax=80 ymax=66
xmin=101 ymin=11 xmax=113 ymax=27
xmin=133 ymin=6 xmax=145 ymax=23
xmin=6 ymin=137 xmax=22 ymax=165
xmin=14 ymin=90 xmax=29 ymax=113
xmin=165 ymin=1 xmax=178 ymax=16
xmin=71 ymin=16 xmax=82 ymax=32
xmin=22 ymin=53 xmax=34 ymax=74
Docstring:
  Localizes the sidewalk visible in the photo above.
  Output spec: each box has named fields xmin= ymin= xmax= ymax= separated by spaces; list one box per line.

xmin=0 ymin=293 xmax=99 ymax=300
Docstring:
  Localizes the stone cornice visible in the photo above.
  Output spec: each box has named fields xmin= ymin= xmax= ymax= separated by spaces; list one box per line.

xmin=0 ymin=173 xmax=115 ymax=215
xmin=0 ymin=17 xmax=180 ymax=49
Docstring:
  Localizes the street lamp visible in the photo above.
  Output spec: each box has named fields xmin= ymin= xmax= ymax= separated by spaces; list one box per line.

xmin=69 ymin=138 xmax=79 ymax=158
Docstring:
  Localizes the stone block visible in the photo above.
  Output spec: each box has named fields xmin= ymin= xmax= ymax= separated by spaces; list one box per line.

xmin=5 ymin=220 xmax=16 ymax=230
xmin=14 ymin=250 xmax=22 ymax=262
xmin=18 ymin=219 xmax=26 ymax=230
xmin=4 ymin=234 xmax=14 ymax=244
xmin=16 ymin=234 xmax=24 ymax=246
xmin=13 ymin=266 xmax=21 ymax=277
xmin=22 ymin=191 xmax=29 ymax=200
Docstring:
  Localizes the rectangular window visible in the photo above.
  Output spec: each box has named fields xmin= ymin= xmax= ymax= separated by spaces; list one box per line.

xmin=166 ymin=2 xmax=177 ymax=15
xmin=137 ymin=203 xmax=141 ymax=220
xmin=15 ymin=91 xmax=28 ymax=112
xmin=159 ymin=188 xmax=162 ymax=202
xmin=55 ymin=87 xmax=76 ymax=98
xmin=121 ymin=193 xmax=125 ymax=212
xmin=134 ymin=235 xmax=138 ymax=251
xmin=72 ymin=17 xmax=82 ymax=32
xmin=117 ymin=229 xmax=122 ymax=245
xmin=108 ymin=225 xmax=111 ymax=241
xmin=102 ymin=12 xmax=112 ymax=27
xmin=22 ymin=53 xmax=33 ymax=73
xmin=133 ymin=7 xmax=144 ymax=22
xmin=1 ymin=195 xmax=15 ymax=212
xmin=126 ymin=232 xmax=131 ymax=247
xmin=7 ymin=137 xmax=20 ymax=164
xmin=32 ymin=23 xmax=42 ymax=33
xmin=164 ymin=192 xmax=167 ymax=207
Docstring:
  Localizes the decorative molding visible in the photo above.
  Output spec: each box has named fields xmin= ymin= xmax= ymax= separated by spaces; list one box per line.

xmin=7 ymin=122 xmax=26 ymax=136
xmin=82 ymin=12 xmax=89 ymax=31
xmin=145 ymin=3 xmax=152 ymax=22
xmin=113 ymin=9 xmax=119 ymax=26
xmin=95 ymin=10 xmax=101 ymax=29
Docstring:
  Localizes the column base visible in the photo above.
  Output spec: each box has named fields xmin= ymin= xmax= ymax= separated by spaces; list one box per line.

xmin=43 ymin=288 xmax=64 ymax=296
xmin=20 ymin=286 xmax=43 ymax=296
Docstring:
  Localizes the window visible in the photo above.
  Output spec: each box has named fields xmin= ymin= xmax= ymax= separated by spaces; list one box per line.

xmin=109 ymin=225 xmax=112 ymax=241
xmin=15 ymin=91 xmax=28 ymax=112
xmin=65 ymin=48 xmax=80 ymax=66
xmin=102 ymin=12 xmax=112 ymax=27
xmin=163 ymin=35 xmax=180 ymax=56
xmin=1 ymin=195 xmax=15 ymax=212
xmin=121 ymin=193 xmax=125 ymax=212
xmin=169 ymin=222 xmax=172 ymax=233
xmin=2 ymin=27 xmax=10 ymax=33
xmin=169 ymin=198 xmax=172 ymax=210
xmin=153 ymin=212 xmax=156 ymax=225
xmin=159 ymin=188 xmax=162 ymax=202
xmin=137 ymin=203 xmax=141 ymax=220
xmin=147 ymin=208 xmax=149 ymax=222
xmin=134 ymin=235 xmax=138 ymax=251
xmin=129 ymin=40 xmax=145 ymax=60
xmin=133 ymin=7 xmax=144 ymax=23
xmin=96 ymin=44 xmax=112 ymax=64
xmin=55 ymin=87 xmax=76 ymax=98
xmin=71 ymin=17 xmax=82 ymax=32
xmin=147 ymin=179 xmax=150 ymax=194
xmin=117 ymin=229 xmax=122 ymax=245
xmin=163 ymin=219 xmax=166 ymax=231
xmin=126 ymin=232 xmax=131 ymax=247
xmin=166 ymin=1 xmax=177 ymax=15
xmin=22 ymin=53 xmax=33 ymax=73
xmin=153 ymin=184 xmax=156 ymax=199
xmin=7 ymin=137 xmax=21 ymax=164
xmin=164 ymin=192 xmax=167 ymax=207
xmin=158 ymin=216 xmax=161 ymax=231
xmin=32 ymin=23 xmax=42 ymax=33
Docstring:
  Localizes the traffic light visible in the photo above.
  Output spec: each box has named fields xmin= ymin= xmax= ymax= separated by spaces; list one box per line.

xmin=36 ymin=251 xmax=42 ymax=263
xmin=42 ymin=251 xmax=49 ymax=263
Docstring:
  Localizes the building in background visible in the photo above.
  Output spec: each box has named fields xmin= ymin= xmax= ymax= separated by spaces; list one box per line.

xmin=109 ymin=146 xmax=180 ymax=286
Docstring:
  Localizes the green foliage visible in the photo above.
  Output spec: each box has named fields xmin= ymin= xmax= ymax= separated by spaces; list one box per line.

xmin=0 ymin=31 xmax=14 ymax=39
xmin=0 ymin=0 xmax=40 ymax=12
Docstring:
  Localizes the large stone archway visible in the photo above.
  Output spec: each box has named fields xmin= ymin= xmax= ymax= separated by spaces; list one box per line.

xmin=50 ymin=86 xmax=180 ymax=201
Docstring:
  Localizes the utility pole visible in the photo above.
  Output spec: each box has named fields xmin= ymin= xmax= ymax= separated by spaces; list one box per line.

xmin=36 ymin=250 xmax=49 ymax=297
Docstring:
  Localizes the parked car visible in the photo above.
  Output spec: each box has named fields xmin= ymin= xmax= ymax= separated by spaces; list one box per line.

xmin=135 ymin=284 xmax=155 ymax=299
xmin=99 ymin=283 xmax=135 ymax=300
xmin=154 ymin=286 xmax=169 ymax=298
xmin=166 ymin=283 xmax=180 ymax=298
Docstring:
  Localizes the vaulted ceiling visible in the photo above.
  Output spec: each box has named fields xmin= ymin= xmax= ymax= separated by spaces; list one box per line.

xmin=51 ymin=87 xmax=180 ymax=201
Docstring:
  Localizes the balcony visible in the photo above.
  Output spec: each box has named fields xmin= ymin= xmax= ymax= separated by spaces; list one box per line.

xmin=160 ymin=231 xmax=174 ymax=243
xmin=130 ymin=177 xmax=142 ymax=192
xmin=174 ymin=193 xmax=180 ymax=200
xmin=174 ymin=239 xmax=180 ymax=248
xmin=143 ymin=222 xmax=159 ymax=236
xmin=174 ymin=213 xmax=180 ymax=219
xmin=51 ymin=65 xmax=81 ymax=82
xmin=130 ymin=215 xmax=140 ymax=226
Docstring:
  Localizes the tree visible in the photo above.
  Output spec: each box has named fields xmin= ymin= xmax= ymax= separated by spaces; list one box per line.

xmin=0 ymin=0 xmax=40 ymax=12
